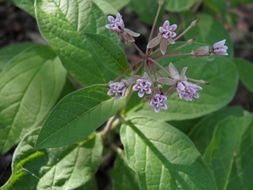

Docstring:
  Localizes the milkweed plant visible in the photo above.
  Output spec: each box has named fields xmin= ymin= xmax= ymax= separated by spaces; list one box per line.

xmin=0 ymin=0 xmax=253 ymax=190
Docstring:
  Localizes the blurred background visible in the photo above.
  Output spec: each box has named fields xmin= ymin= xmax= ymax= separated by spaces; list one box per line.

xmin=0 ymin=0 xmax=253 ymax=189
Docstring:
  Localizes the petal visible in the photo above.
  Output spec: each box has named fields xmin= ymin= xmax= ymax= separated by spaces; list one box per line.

xmin=154 ymin=106 xmax=160 ymax=112
xmin=168 ymin=63 xmax=180 ymax=80
xmin=147 ymin=35 xmax=162 ymax=49
xmin=107 ymin=89 xmax=113 ymax=96
xmin=213 ymin=39 xmax=226 ymax=48
xmin=105 ymin=24 xmax=112 ymax=29
xmin=169 ymin=24 xmax=177 ymax=31
xmin=157 ymin=77 xmax=176 ymax=85
xmin=163 ymin=20 xmax=170 ymax=27
xmin=107 ymin=15 xmax=115 ymax=22
xmin=124 ymin=28 xmax=140 ymax=37
xmin=138 ymin=91 xmax=145 ymax=97
xmin=160 ymin=38 xmax=168 ymax=55
xmin=132 ymin=84 xmax=139 ymax=91
xmin=161 ymin=103 xmax=168 ymax=110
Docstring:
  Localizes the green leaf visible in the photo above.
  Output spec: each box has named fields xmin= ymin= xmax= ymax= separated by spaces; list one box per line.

xmin=235 ymin=58 xmax=253 ymax=93
xmin=75 ymin=178 xmax=98 ymax=190
xmin=35 ymin=0 xmax=128 ymax=86
xmin=93 ymin=0 xmax=118 ymax=14
xmin=185 ymin=14 xmax=233 ymax=56
xmin=189 ymin=106 xmax=244 ymax=154
xmin=121 ymin=118 xmax=217 ymax=190
xmin=36 ymin=85 xmax=125 ymax=148
xmin=1 ymin=129 xmax=103 ymax=190
xmin=203 ymin=112 xmax=252 ymax=190
xmin=228 ymin=119 xmax=253 ymax=190
xmin=130 ymin=56 xmax=238 ymax=121
xmin=11 ymin=0 xmax=35 ymax=16
xmin=0 ymin=43 xmax=36 ymax=72
xmin=203 ymin=0 xmax=227 ymax=18
xmin=164 ymin=0 xmax=198 ymax=12
xmin=130 ymin=0 xmax=162 ymax=24
xmin=105 ymin=0 xmax=130 ymax=10
xmin=0 ymin=45 xmax=67 ymax=154
xmin=111 ymin=156 xmax=139 ymax=190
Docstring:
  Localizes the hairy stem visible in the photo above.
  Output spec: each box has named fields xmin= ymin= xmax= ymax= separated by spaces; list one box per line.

xmin=154 ymin=52 xmax=192 ymax=60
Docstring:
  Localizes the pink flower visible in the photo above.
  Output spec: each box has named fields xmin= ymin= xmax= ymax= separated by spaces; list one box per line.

xmin=105 ymin=13 xmax=125 ymax=33
xmin=212 ymin=40 xmax=228 ymax=56
xmin=133 ymin=79 xmax=152 ymax=97
xmin=107 ymin=81 xmax=127 ymax=99
xmin=176 ymin=81 xmax=202 ymax=101
xmin=149 ymin=94 xmax=168 ymax=112
xmin=159 ymin=20 xmax=177 ymax=39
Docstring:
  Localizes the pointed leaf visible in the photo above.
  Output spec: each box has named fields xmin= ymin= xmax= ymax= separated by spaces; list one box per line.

xmin=1 ymin=129 xmax=103 ymax=190
xmin=121 ymin=118 xmax=217 ymax=190
xmin=35 ymin=0 xmax=128 ymax=86
xmin=0 ymin=45 xmax=67 ymax=153
xmin=204 ymin=112 xmax=252 ymax=190
xmin=36 ymin=85 xmax=125 ymax=148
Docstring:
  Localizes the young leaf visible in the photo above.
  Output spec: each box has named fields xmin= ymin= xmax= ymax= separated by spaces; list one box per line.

xmin=0 ymin=45 xmax=67 ymax=154
xmin=129 ymin=56 xmax=238 ymax=121
xmin=235 ymin=58 xmax=253 ymax=93
xmin=164 ymin=0 xmax=198 ymax=12
xmin=228 ymin=119 xmax=253 ymax=190
xmin=185 ymin=14 xmax=233 ymax=56
xmin=111 ymin=157 xmax=139 ymax=190
xmin=1 ymin=129 xmax=103 ymax=190
xmin=189 ymin=106 xmax=244 ymax=154
xmin=120 ymin=118 xmax=217 ymax=190
xmin=35 ymin=0 xmax=128 ymax=86
xmin=0 ymin=43 xmax=36 ymax=72
xmin=36 ymin=85 xmax=125 ymax=148
xmin=203 ymin=112 xmax=252 ymax=190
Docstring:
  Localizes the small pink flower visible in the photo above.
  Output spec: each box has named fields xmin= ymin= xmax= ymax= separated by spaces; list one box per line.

xmin=212 ymin=40 xmax=228 ymax=56
xmin=159 ymin=20 xmax=177 ymax=39
xmin=105 ymin=13 xmax=125 ymax=33
xmin=176 ymin=81 xmax=202 ymax=101
xmin=133 ymin=79 xmax=152 ymax=97
xmin=107 ymin=81 xmax=127 ymax=99
xmin=149 ymin=94 xmax=168 ymax=112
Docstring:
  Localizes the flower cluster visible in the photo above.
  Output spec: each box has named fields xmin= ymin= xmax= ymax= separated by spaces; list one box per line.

xmin=105 ymin=13 xmax=228 ymax=112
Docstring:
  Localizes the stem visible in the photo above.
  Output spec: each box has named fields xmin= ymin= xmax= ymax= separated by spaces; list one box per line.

xmin=174 ymin=19 xmax=199 ymax=41
xmin=148 ymin=58 xmax=171 ymax=76
xmin=164 ymin=86 xmax=176 ymax=96
xmin=133 ymin=43 xmax=145 ymax=57
xmin=148 ymin=0 xmax=164 ymax=43
xmin=133 ymin=62 xmax=144 ymax=75
xmin=154 ymin=52 xmax=192 ymax=60
xmin=114 ymin=59 xmax=142 ymax=81
xmin=150 ymin=63 xmax=163 ymax=77
xmin=100 ymin=116 xmax=117 ymax=137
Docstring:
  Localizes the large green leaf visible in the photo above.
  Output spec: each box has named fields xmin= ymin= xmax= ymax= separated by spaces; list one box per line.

xmin=1 ymin=129 xmax=103 ymax=190
xmin=11 ymin=0 xmax=35 ymax=16
xmin=36 ymin=85 xmax=125 ymax=148
xmin=130 ymin=0 xmax=162 ymax=24
xmin=93 ymin=0 xmax=118 ymax=14
xmin=111 ymin=156 xmax=139 ymax=190
xmin=129 ymin=56 xmax=238 ymax=121
xmin=185 ymin=14 xmax=233 ymax=56
xmin=121 ymin=118 xmax=217 ymax=190
xmin=35 ymin=0 xmax=128 ymax=86
xmin=105 ymin=0 xmax=130 ymax=10
xmin=164 ymin=0 xmax=198 ymax=12
xmin=204 ymin=112 xmax=252 ymax=190
xmin=0 ymin=45 xmax=67 ymax=153
xmin=228 ymin=119 xmax=253 ymax=190
xmin=235 ymin=58 xmax=253 ymax=93
xmin=0 ymin=43 xmax=36 ymax=72
xmin=189 ymin=106 xmax=244 ymax=154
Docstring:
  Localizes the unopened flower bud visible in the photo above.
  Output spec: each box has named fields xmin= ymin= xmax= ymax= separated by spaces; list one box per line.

xmin=192 ymin=46 xmax=210 ymax=57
